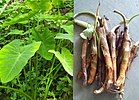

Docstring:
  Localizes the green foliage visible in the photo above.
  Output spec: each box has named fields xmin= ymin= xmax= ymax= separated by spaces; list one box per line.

xmin=2 ymin=0 xmax=53 ymax=27
xmin=8 ymin=29 xmax=24 ymax=35
xmin=0 ymin=0 xmax=73 ymax=99
xmin=0 ymin=39 xmax=41 ymax=83
xmin=56 ymin=75 xmax=73 ymax=99
xmin=26 ymin=0 xmax=52 ymax=12
xmin=52 ymin=0 xmax=65 ymax=8
xmin=2 ymin=10 xmax=38 ymax=27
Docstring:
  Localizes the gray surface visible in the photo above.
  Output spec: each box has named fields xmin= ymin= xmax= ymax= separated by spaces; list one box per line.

xmin=74 ymin=0 xmax=139 ymax=100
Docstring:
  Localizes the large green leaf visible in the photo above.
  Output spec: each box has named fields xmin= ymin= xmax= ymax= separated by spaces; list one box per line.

xmin=49 ymin=48 xmax=73 ymax=76
xmin=0 ymin=39 xmax=41 ymax=83
xmin=55 ymin=25 xmax=73 ymax=42
xmin=32 ymin=28 xmax=55 ymax=60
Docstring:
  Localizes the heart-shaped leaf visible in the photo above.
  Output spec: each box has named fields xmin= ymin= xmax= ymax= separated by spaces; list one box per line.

xmin=0 ymin=39 xmax=41 ymax=83
xmin=49 ymin=48 xmax=73 ymax=76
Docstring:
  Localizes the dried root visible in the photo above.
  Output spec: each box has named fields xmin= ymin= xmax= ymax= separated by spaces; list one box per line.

xmin=75 ymin=5 xmax=139 ymax=100
xmin=81 ymin=39 xmax=89 ymax=85
xmin=87 ymin=32 xmax=98 ymax=84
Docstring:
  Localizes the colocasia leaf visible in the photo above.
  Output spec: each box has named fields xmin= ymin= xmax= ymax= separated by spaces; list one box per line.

xmin=0 ymin=39 xmax=41 ymax=83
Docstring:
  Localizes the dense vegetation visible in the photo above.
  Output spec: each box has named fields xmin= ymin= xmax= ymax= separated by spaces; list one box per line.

xmin=0 ymin=0 xmax=73 ymax=99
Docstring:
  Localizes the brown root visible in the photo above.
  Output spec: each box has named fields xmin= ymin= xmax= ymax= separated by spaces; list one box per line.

xmin=81 ymin=39 xmax=89 ymax=85
xmin=88 ymin=33 xmax=98 ymax=84
xmin=128 ymin=41 xmax=139 ymax=69
xmin=96 ymin=18 xmax=113 ymax=89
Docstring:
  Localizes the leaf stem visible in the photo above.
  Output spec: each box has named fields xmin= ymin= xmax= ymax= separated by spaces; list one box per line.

xmin=128 ymin=13 xmax=139 ymax=23
xmin=74 ymin=19 xmax=92 ymax=28
xmin=29 ymin=59 xmax=33 ymax=97
xmin=74 ymin=11 xmax=96 ymax=19
xmin=34 ymin=54 xmax=38 ymax=100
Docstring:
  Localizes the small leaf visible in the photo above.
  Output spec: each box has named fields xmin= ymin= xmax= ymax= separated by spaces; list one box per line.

xmin=80 ymin=27 xmax=94 ymax=40
xmin=49 ymin=48 xmax=73 ymax=76
xmin=80 ymin=33 xmax=87 ymax=39
xmin=0 ymin=39 xmax=41 ymax=83
xmin=32 ymin=28 xmax=55 ymax=60
xmin=8 ymin=29 xmax=24 ymax=35
xmin=55 ymin=25 xmax=73 ymax=42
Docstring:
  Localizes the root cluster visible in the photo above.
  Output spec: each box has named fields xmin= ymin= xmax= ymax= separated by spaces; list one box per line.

xmin=75 ymin=5 xmax=139 ymax=100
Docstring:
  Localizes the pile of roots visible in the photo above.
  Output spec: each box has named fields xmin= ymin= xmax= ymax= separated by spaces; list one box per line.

xmin=75 ymin=4 xmax=139 ymax=100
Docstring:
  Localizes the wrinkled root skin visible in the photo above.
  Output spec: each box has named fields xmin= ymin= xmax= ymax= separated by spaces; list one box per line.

xmin=81 ymin=39 xmax=89 ymax=86
xmin=115 ymin=27 xmax=131 ymax=89
xmin=88 ymin=33 xmax=98 ymax=84
xmin=96 ymin=23 xmax=113 ymax=89
xmin=88 ymin=66 xmax=97 ymax=84
xmin=107 ymin=31 xmax=117 ymax=83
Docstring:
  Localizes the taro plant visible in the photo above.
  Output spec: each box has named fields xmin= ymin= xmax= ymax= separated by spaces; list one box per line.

xmin=0 ymin=0 xmax=73 ymax=99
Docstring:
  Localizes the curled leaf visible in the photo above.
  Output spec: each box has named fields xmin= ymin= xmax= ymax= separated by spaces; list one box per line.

xmin=80 ymin=27 xmax=94 ymax=40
